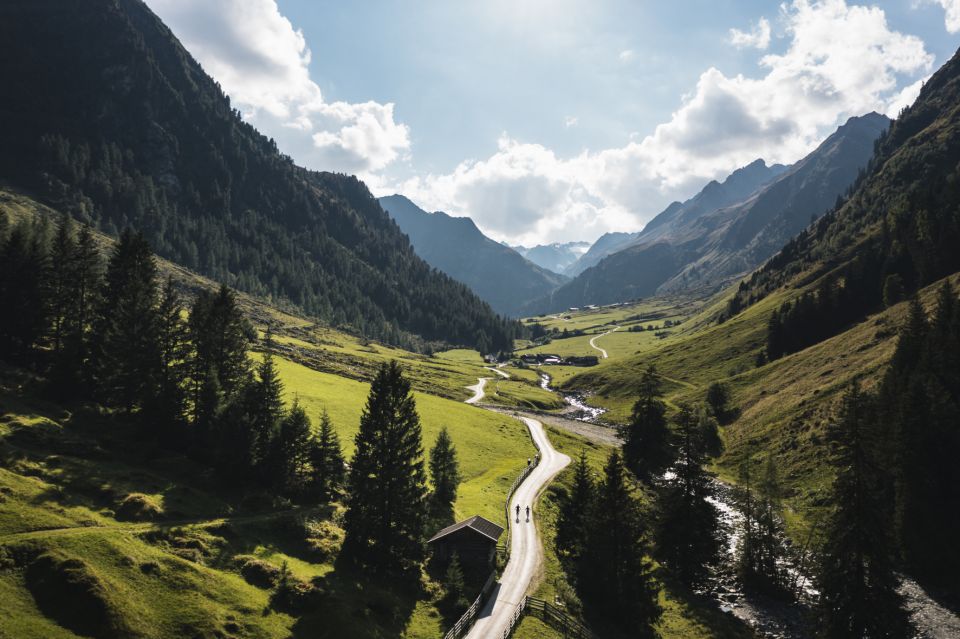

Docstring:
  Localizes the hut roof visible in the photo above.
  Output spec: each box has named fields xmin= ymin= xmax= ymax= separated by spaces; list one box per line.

xmin=427 ymin=515 xmax=504 ymax=544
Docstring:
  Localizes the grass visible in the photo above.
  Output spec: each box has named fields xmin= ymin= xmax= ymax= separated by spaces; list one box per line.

xmin=270 ymin=355 xmax=534 ymax=525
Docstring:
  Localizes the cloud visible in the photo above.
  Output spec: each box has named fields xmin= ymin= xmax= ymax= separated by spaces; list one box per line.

xmin=928 ymin=0 xmax=960 ymax=32
xmin=147 ymin=0 xmax=409 ymax=174
xmin=396 ymin=0 xmax=933 ymax=245
xmin=619 ymin=49 xmax=635 ymax=62
xmin=729 ymin=17 xmax=772 ymax=50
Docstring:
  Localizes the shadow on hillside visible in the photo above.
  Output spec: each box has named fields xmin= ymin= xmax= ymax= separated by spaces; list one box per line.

xmin=287 ymin=566 xmax=421 ymax=639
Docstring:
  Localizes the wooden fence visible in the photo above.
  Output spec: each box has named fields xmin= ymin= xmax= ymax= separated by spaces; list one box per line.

xmin=441 ymin=570 xmax=496 ymax=639
xmin=497 ymin=596 xmax=597 ymax=639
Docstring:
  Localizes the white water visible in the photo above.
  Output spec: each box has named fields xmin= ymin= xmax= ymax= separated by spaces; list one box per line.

xmin=539 ymin=372 xmax=606 ymax=422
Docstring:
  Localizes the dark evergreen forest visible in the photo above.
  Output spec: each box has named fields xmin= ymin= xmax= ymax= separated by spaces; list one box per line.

xmin=0 ymin=0 xmax=517 ymax=352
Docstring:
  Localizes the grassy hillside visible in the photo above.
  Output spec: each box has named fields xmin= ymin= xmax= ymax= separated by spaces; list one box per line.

xmin=0 ymin=189 xmax=539 ymax=639
xmin=564 ymin=270 xmax=960 ymax=536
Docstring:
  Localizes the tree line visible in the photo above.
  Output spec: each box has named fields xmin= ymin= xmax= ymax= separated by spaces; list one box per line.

xmin=0 ymin=217 xmax=467 ymax=583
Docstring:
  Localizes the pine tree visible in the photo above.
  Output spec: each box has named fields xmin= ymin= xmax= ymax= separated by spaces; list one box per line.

xmin=310 ymin=409 xmax=345 ymax=501
xmin=188 ymin=284 xmax=252 ymax=412
xmin=555 ymin=450 xmax=594 ymax=570
xmin=654 ymin=403 xmax=724 ymax=589
xmin=64 ymin=225 xmax=102 ymax=387
xmin=277 ymin=401 xmax=312 ymax=495
xmin=818 ymin=383 xmax=909 ymax=638
xmin=47 ymin=215 xmax=76 ymax=356
xmin=705 ymin=381 xmax=733 ymax=424
xmin=579 ymin=451 xmax=661 ymax=637
xmin=619 ymin=364 xmax=673 ymax=478
xmin=428 ymin=427 xmax=461 ymax=526
xmin=442 ymin=552 xmax=468 ymax=610
xmin=149 ymin=277 xmax=188 ymax=438
xmin=251 ymin=337 xmax=284 ymax=471
xmin=342 ymin=361 xmax=428 ymax=574
xmin=0 ymin=221 xmax=49 ymax=364
xmin=90 ymin=229 xmax=160 ymax=411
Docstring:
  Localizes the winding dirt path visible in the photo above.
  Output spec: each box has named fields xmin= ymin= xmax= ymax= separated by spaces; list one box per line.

xmin=588 ymin=326 xmax=619 ymax=358
xmin=464 ymin=377 xmax=489 ymax=404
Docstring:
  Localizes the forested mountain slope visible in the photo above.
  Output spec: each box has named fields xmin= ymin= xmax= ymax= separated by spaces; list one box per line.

xmin=379 ymin=195 xmax=566 ymax=316
xmin=0 ymin=0 xmax=515 ymax=351
xmin=528 ymin=114 xmax=887 ymax=313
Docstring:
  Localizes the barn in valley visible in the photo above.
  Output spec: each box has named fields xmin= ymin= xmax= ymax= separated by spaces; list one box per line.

xmin=427 ymin=515 xmax=504 ymax=566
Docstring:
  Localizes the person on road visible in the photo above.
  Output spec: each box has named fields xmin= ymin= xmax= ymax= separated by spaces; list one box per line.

xmin=515 ymin=504 xmax=520 ymax=521
xmin=525 ymin=505 xmax=530 ymax=521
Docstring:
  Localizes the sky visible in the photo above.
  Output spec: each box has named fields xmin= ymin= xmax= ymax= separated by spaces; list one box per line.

xmin=146 ymin=0 xmax=960 ymax=247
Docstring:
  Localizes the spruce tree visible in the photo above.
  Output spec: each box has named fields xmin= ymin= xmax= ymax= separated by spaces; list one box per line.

xmin=428 ymin=427 xmax=461 ymax=526
xmin=705 ymin=381 xmax=733 ymax=424
xmin=251 ymin=338 xmax=285 ymax=472
xmin=63 ymin=225 xmax=102 ymax=389
xmin=619 ymin=364 xmax=673 ymax=478
xmin=342 ymin=361 xmax=427 ymax=574
xmin=277 ymin=401 xmax=313 ymax=495
xmin=818 ymin=383 xmax=909 ymax=638
xmin=91 ymin=229 xmax=160 ymax=411
xmin=0 ymin=221 xmax=49 ymax=364
xmin=150 ymin=277 xmax=188 ymax=438
xmin=579 ymin=451 xmax=661 ymax=637
xmin=310 ymin=409 xmax=345 ymax=501
xmin=555 ymin=450 xmax=594 ymax=570
xmin=655 ymin=403 xmax=724 ymax=589
xmin=47 ymin=215 xmax=76 ymax=356
xmin=188 ymin=284 xmax=252 ymax=411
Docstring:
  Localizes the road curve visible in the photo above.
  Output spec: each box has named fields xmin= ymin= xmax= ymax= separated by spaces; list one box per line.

xmin=465 ymin=377 xmax=489 ymax=404
xmin=485 ymin=366 xmax=511 ymax=379
xmin=465 ymin=415 xmax=570 ymax=639
xmin=588 ymin=326 xmax=619 ymax=358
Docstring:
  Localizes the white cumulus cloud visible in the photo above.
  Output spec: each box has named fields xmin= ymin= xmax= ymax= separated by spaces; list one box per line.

xmin=147 ymin=0 xmax=410 ymax=175
xmin=927 ymin=0 xmax=960 ymax=32
xmin=396 ymin=0 xmax=933 ymax=246
xmin=729 ymin=17 xmax=772 ymax=50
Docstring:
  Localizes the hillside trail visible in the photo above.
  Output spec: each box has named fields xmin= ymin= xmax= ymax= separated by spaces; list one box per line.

xmin=588 ymin=325 xmax=619 ymax=358
xmin=464 ymin=377 xmax=489 ymax=404
xmin=463 ymin=378 xmax=571 ymax=639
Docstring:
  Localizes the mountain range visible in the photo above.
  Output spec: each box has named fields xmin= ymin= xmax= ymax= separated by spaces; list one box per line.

xmin=524 ymin=112 xmax=890 ymax=313
xmin=512 ymin=241 xmax=590 ymax=275
xmin=379 ymin=195 xmax=566 ymax=316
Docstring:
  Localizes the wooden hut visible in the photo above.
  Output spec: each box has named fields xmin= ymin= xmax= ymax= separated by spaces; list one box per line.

xmin=427 ymin=515 xmax=503 ymax=566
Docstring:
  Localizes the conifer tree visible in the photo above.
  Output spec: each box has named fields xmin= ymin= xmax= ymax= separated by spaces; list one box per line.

xmin=251 ymin=337 xmax=284 ymax=471
xmin=310 ymin=409 xmax=345 ymax=501
xmin=619 ymin=364 xmax=673 ymax=478
xmin=655 ymin=403 xmax=724 ymax=589
xmin=428 ymin=427 xmax=461 ymax=526
xmin=277 ymin=401 xmax=312 ymax=495
xmin=188 ymin=284 xmax=251 ymax=411
xmin=47 ymin=215 xmax=76 ymax=355
xmin=150 ymin=277 xmax=188 ymax=436
xmin=579 ymin=451 xmax=661 ymax=637
xmin=91 ymin=229 xmax=160 ymax=410
xmin=0 ymin=221 xmax=49 ymax=363
xmin=442 ymin=552 xmax=468 ymax=610
xmin=705 ymin=381 xmax=733 ymax=424
xmin=342 ymin=361 xmax=427 ymax=574
xmin=818 ymin=383 xmax=909 ymax=638
xmin=555 ymin=450 xmax=594 ymax=570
